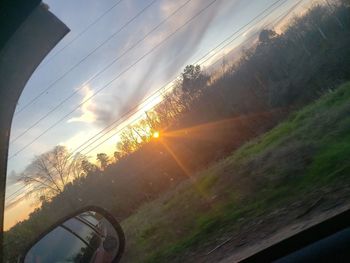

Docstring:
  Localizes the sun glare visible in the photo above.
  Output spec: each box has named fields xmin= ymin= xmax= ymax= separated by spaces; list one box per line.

xmin=153 ymin=131 xmax=160 ymax=139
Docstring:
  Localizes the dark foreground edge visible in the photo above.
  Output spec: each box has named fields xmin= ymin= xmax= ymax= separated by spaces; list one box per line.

xmin=240 ymin=208 xmax=350 ymax=262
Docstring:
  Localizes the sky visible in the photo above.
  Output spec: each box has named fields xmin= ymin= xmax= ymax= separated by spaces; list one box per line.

xmin=4 ymin=0 xmax=317 ymax=230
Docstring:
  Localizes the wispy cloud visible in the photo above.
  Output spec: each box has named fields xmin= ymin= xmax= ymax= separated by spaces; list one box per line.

xmin=92 ymin=0 xmax=230 ymax=127
xmin=6 ymin=171 xmax=22 ymax=187
xmin=68 ymin=85 xmax=96 ymax=124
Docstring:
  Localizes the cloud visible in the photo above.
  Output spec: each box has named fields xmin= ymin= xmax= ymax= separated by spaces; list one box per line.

xmin=60 ymin=127 xmax=100 ymax=150
xmin=61 ymin=128 xmax=117 ymax=159
xmin=64 ymin=0 xmax=259 ymax=131
xmin=91 ymin=93 xmax=123 ymax=127
xmin=92 ymin=0 xmax=231 ymax=128
xmin=6 ymin=170 xmax=22 ymax=187
xmin=68 ymin=85 xmax=96 ymax=124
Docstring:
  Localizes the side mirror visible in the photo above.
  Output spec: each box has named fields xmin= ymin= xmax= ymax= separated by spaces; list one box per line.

xmin=21 ymin=207 xmax=125 ymax=263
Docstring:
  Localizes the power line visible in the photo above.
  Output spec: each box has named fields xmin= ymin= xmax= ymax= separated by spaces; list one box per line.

xmin=5 ymin=184 xmax=31 ymax=202
xmin=5 ymin=0 xmax=299 ymax=203
xmin=78 ymin=0 xmax=303 ymax=155
xmin=5 ymin=0 xmax=201 ymax=203
xmin=75 ymin=98 xmax=160 ymax=156
xmin=6 ymin=0 xmax=222 ymax=202
xmin=8 ymin=0 xmax=220 ymax=159
xmin=60 ymin=0 xmax=291 ymax=156
xmin=5 ymin=0 xmax=291 ymax=202
xmin=67 ymin=0 xmax=296 ymax=157
xmin=11 ymin=0 xmax=287 ymax=147
xmin=14 ymin=0 xmax=159 ymax=116
xmin=37 ymin=0 xmax=125 ymax=70
xmin=10 ymin=0 xmax=193 ymax=144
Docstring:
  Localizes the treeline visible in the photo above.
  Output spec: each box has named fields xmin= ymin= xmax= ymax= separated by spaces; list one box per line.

xmin=4 ymin=1 xmax=350 ymax=261
xmin=113 ymin=0 xmax=350 ymax=158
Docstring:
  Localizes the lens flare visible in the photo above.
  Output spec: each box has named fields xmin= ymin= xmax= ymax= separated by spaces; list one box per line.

xmin=153 ymin=131 xmax=160 ymax=139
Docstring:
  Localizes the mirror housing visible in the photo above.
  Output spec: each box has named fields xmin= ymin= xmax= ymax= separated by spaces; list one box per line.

xmin=21 ymin=206 xmax=125 ymax=263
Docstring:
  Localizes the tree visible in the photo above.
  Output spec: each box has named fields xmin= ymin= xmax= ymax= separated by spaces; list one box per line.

xmin=258 ymin=29 xmax=277 ymax=44
xmin=96 ymin=153 xmax=110 ymax=170
xmin=19 ymin=146 xmax=86 ymax=203
xmin=182 ymin=65 xmax=209 ymax=93
xmin=81 ymin=159 xmax=99 ymax=174
xmin=114 ymin=151 xmax=124 ymax=162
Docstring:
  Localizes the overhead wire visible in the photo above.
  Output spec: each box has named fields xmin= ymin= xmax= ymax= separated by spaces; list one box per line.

xmin=82 ymin=0 xmax=302 ymax=157
xmin=10 ymin=0 xmax=193 ymax=144
xmin=8 ymin=0 xmax=220 ymax=159
xmin=5 ymin=0 xmax=292 ymax=202
xmin=36 ymin=0 xmax=125 ymax=70
xmin=14 ymin=0 xmax=159 ymax=116
xmin=55 ymin=0 xmax=291 ymax=157
xmin=6 ymin=0 xmax=222 ymax=203
xmin=5 ymin=0 xmax=302 ymax=204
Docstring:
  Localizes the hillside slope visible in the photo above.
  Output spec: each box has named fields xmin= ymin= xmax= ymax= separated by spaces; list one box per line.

xmin=121 ymin=82 xmax=350 ymax=262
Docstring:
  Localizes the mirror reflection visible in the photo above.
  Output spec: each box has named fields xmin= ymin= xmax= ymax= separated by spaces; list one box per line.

xmin=24 ymin=211 xmax=120 ymax=263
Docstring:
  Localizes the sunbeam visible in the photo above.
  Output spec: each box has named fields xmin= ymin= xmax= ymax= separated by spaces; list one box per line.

xmin=160 ymin=140 xmax=213 ymax=204
xmin=162 ymin=108 xmax=287 ymax=141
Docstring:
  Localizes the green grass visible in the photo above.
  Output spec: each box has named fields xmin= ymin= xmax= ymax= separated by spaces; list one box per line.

xmin=121 ymin=82 xmax=350 ymax=262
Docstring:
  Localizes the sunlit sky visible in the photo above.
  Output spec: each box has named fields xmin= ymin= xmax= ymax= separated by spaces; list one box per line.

xmin=4 ymin=0 xmax=317 ymax=230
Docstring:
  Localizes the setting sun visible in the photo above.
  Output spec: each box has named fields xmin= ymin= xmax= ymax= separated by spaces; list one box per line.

xmin=153 ymin=131 xmax=160 ymax=139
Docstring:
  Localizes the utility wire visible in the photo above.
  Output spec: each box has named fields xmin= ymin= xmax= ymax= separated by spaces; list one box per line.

xmin=61 ymin=0 xmax=290 ymax=156
xmin=5 ymin=0 xmax=200 ymax=203
xmin=11 ymin=0 xmax=193 ymax=144
xmin=82 ymin=0 xmax=299 ymax=157
xmin=37 ymin=0 xmax=125 ymax=70
xmin=8 ymin=0 xmax=220 ymax=159
xmin=14 ymin=0 xmax=159 ymax=116
xmin=6 ymin=0 xmax=299 ymax=203
xmin=6 ymin=0 xmax=289 ymax=201
xmin=5 ymin=185 xmax=31 ymax=203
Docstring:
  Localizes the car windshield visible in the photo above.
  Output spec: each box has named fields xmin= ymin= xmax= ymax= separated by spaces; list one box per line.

xmin=3 ymin=0 xmax=350 ymax=262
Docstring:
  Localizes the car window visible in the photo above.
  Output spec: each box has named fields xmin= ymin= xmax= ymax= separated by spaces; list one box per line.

xmin=3 ymin=0 xmax=350 ymax=262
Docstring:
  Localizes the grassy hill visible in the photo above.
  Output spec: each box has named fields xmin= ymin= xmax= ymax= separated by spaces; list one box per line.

xmin=121 ymin=82 xmax=350 ymax=262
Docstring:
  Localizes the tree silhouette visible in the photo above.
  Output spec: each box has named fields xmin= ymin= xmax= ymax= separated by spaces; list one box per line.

xmin=18 ymin=146 xmax=86 ymax=203
xmin=96 ymin=153 xmax=110 ymax=170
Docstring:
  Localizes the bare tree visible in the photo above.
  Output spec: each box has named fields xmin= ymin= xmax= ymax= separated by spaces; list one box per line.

xmin=19 ymin=146 xmax=86 ymax=202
